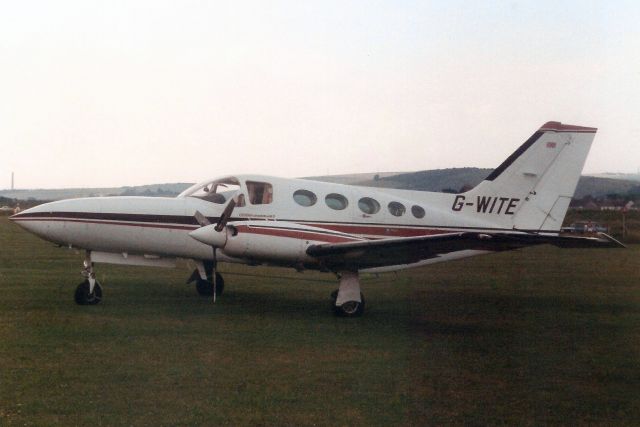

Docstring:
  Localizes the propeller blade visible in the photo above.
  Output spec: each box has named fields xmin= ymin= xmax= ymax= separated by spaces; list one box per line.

xmin=215 ymin=194 xmax=241 ymax=232
xmin=194 ymin=210 xmax=211 ymax=227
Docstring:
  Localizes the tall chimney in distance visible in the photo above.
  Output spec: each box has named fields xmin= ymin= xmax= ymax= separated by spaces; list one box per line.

xmin=11 ymin=172 xmax=14 ymax=190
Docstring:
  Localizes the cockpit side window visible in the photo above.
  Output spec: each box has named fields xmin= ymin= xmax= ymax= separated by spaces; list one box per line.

xmin=201 ymin=189 xmax=226 ymax=203
xmin=180 ymin=177 xmax=245 ymax=206
xmin=246 ymin=181 xmax=273 ymax=205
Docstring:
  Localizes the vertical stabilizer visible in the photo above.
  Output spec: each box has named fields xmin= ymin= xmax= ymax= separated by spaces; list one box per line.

xmin=464 ymin=122 xmax=597 ymax=232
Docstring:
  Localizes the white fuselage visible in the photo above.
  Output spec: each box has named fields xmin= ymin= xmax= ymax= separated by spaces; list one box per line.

xmin=11 ymin=174 xmax=497 ymax=272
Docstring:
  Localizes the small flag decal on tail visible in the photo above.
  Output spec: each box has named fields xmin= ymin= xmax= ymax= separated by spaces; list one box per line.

xmin=546 ymin=142 xmax=557 ymax=148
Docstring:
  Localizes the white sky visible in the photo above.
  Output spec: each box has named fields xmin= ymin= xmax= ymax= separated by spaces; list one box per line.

xmin=1 ymin=0 xmax=639 ymax=189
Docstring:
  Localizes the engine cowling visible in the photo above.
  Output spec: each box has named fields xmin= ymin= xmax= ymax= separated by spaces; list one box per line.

xmin=190 ymin=220 xmax=362 ymax=264
xmin=222 ymin=222 xmax=314 ymax=263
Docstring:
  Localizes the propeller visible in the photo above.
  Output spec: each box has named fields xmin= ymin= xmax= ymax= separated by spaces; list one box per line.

xmin=215 ymin=195 xmax=237 ymax=232
xmin=191 ymin=193 xmax=242 ymax=302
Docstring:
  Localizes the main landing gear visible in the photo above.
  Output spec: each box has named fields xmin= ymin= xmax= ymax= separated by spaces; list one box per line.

xmin=187 ymin=261 xmax=225 ymax=297
xmin=331 ymin=271 xmax=365 ymax=317
xmin=195 ymin=272 xmax=225 ymax=297
xmin=74 ymin=251 xmax=102 ymax=305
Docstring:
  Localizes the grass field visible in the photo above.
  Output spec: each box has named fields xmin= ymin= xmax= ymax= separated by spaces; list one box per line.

xmin=1 ymin=216 xmax=639 ymax=426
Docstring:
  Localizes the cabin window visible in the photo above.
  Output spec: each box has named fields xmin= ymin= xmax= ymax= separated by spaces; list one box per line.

xmin=411 ymin=205 xmax=425 ymax=219
xmin=246 ymin=181 xmax=273 ymax=205
xmin=293 ymin=190 xmax=317 ymax=207
xmin=388 ymin=201 xmax=406 ymax=217
xmin=358 ymin=197 xmax=380 ymax=215
xmin=325 ymin=193 xmax=348 ymax=210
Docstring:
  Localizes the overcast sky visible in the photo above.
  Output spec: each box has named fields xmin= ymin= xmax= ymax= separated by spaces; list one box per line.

xmin=1 ymin=0 xmax=639 ymax=189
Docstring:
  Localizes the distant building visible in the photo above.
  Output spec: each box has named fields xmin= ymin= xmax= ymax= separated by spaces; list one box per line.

xmin=583 ymin=200 xmax=599 ymax=210
xmin=562 ymin=221 xmax=608 ymax=234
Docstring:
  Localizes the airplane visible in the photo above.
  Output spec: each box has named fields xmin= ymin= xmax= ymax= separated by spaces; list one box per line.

xmin=10 ymin=121 xmax=624 ymax=317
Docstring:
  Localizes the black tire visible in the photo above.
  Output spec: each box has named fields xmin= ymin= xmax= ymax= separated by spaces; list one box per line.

xmin=195 ymin=273 xmax=225 ymax=297
xmin=332 ymin=292 xmax=365 ymax=317
xmin=74 ymin=280 xmax=102 ymax=305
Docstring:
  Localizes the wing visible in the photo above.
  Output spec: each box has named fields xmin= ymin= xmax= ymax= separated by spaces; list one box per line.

xmin=306 ymin=231 xmax=624 ymax=270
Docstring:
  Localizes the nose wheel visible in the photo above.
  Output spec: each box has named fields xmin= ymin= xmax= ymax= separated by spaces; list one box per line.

xmin=74 ymin=250 xmax=103 ymax=305
xmin=189 ymin=263 xmax=225 ymax=298
xmin=75 ymin=280 xmax=103 ymax=305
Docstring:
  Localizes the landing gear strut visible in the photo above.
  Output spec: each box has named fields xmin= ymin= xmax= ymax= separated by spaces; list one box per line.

xmin=75 ymin=251 xmax=102 ymax=305
xmin=332 ymin=271 xmax=365 ymax=317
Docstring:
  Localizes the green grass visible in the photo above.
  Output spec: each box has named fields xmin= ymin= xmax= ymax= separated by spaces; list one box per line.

xmin=1 ymin=216 xmax=639 ymax=426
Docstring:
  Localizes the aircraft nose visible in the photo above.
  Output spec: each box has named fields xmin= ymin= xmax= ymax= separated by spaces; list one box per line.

xmin=11 ymin=199 xmax=55 ymax=213
xmin=9 ymin=198 xmax=99 ymax=244
xmin=9 ymin=202 xmax=54 ymax=235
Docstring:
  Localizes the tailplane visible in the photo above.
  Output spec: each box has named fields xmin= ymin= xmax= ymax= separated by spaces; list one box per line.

xmin=464 ymin=121 xmax=597 ymax=232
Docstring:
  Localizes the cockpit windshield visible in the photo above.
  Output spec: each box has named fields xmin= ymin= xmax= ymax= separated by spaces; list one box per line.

xmin=177 ymin=177 xmax=245 ymax=205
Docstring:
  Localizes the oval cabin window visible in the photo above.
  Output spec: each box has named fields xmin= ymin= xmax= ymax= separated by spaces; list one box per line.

xmin=411 ymin=205 xmax=425 ymax=219
xmin=325 ymin=193 xmax=349 ymax=210
xmin=388 ymin=201 xmax=406 ymax=217
xmin=358 ymin=197 xmax=380 ymax=215
xmin=293 ymin=189 xmax=317 ymax=207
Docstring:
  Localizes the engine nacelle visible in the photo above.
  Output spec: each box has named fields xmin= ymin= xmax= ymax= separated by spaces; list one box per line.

xmin=221 ymin=222 xmax=313 ymax=263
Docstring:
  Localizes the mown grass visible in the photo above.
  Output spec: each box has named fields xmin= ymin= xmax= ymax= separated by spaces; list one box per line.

xmin=1 ymin=216 xmax=639 ymax=426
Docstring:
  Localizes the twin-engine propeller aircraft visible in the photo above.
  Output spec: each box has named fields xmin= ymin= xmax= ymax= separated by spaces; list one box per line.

xmin=10 ymin=122 xmax=623 ymax=316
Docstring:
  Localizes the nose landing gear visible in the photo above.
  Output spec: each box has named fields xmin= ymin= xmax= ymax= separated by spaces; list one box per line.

xmin=188 ymin=261 xmax=225 ymax=297
xmin=74 ymin=280 xmax=103 ymax=305
xmin=74 ymin=251 xmax=102 ymax=305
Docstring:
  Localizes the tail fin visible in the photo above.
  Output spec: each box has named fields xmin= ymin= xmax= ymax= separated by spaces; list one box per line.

xmin=466 ymin=121 xmax=597 ymax=232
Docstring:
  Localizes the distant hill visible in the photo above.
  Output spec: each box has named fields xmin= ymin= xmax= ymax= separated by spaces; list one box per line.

xmin=354 ymin=168 xmax=491 ymax=193
xmin=2 ymin=170 xmax=639 ymax=202
xmin=303 ymin=172 xmax=401 ymax=185
xmin=585 ymin=173 xmax=640 ymax=182
xmin=311 ymin=169 xmax=639 ymax=200
xmin=572 ymin=176 xmax=640 ymax=199
xmin=349 ymin=168 xmax=640 ymax=199
xmin=0 ymin=183 xmax=192 ymax=201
